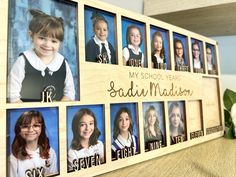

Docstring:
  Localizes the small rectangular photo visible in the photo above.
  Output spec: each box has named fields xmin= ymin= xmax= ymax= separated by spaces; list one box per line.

xmin=7 ymin=0 xmax=78 ymax=103
xmin=7 ymin=107 xmax=59 ymax=177
xmin=191 ymin=38 xmax=204 ymax=73
xmin=168 ymin=101 xmax=187 ymax=145
xmin=142 ymin=102 xmax=166 ymax=152
xmin=150 ymin=26 xmax=170 ymax=70
xmin=84 ymin=6 xmax=117 ymax=64
xmin=67 ymin=104 xmax=105 ymax=172
xmin=206 ymin=43 xmax=217 ymax=75
xmin=173 ymin=33 xmax=189 ymax=72
xmin=110 ymin=103 xmax=139 ymax=161
xmin=122 ymin=17 xmax=147 ymax=68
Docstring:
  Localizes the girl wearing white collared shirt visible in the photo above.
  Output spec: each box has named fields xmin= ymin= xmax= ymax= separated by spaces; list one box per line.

xmin=9 ymin=110 xmax=58 ymax=177
xmin=111 ymin=107 xmax=139 ymax=159
xmin=123 ymin=25 xmax=144 ymax=67
xmin=8 ymin=9 xmax=75 ymax=103
xmin=85 ymin=12 xmax=116 ymax=64
xmin=67 ymin=108 xmax=104 ymax=171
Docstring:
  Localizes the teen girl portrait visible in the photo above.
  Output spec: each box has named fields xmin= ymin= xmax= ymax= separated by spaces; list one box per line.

xmin=168 ymin=101 xmax=186 ymax=145
xmin=191 ymin=39 xmax=203 ymax=70
xmin=143 ymin=104 xmax=165 ymax=150
xmin=85 ymin=10 xmax=116 ymax=64
xmin=8 ymin=1 xmax=78 ymax=102
xmin=122 ymin=18 xmax=146 ymax=67
xmin=110 ymin=103 xmax=139 ymax=160
xmin=206 ymin=43 xmax=215 ymax=72
xmin=173 ymin=33 xmax=189 ymax=71
xmin=7 ymin=108 xmax=59 ymax=177
xmin=67 ymin=105 xmax=105 ymax=171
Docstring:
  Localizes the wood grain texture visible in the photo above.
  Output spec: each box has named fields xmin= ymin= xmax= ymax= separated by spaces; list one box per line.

xmin=99 ymin=138 xmax=236 ymax=177
xmin=0 ymin=0 xmax=225 ymax=176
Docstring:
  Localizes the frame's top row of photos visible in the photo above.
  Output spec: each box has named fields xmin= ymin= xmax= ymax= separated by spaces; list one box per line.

xmin=7 ymin=2 xmax=218 ymax=104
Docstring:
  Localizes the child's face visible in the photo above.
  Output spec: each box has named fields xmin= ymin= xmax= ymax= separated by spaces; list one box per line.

xmin=94 ymin=20 xmax=108 ymax=42
xmin=170 ymin=106 xmax=181 ymax=128
xmin=118 ymin=112 xmax=130 ymax=133
xmin=206 ymin=48 xmax=212 ymax=63
xmin=192 ymin=44 xmax=200 ymax=59
xmin=30 ymin=32 xmax=61 ymax=59
xmin=153 ymin=36 xmax=163 ymax=52
xmin=20 ymin=118 xmax=42 ymax=143
xmin=175 ymin=42 xmax=183 ymax=58
xmin=79 ymin=114 xmax=95 ymax=140
xmin=147 ymin=110 xmax=157 ymax=126
xmin=129 ymin=28 xmax=141 ymax=48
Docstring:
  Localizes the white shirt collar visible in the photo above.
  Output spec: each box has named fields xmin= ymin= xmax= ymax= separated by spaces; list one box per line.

xmin=117 ymin=132 xmax=132 ymax=147
xmin=128 ymin=44 xmax=142 ymax=53
xmin=24 ymin=49 xmax=64 ymax=76
xmin=93 ymin=35 xmax=108 ymax=46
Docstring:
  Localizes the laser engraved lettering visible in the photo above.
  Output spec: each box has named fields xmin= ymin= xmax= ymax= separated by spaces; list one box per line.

xmin=107 ymin=81 xmax=194 ymax=98
xmin=115 ymin=147 xmax=135 ymax=159
xmin=148 ymin=141 xmax=162 ymax=151
xmin=25 ymin=167 xmax=44 ymax=177
xmin=72 ymin=154 xmax=100 ymax=171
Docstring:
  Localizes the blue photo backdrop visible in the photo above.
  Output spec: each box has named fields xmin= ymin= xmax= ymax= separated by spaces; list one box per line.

xmin=67 ymin=104 xmax=105 ymax=150
xmin=121 ymin=17 xmax=147 ymax=67
xmin=84 ymin=6 xmax=116 ymax=52
xmin=173 ymin=32 xmax=189 ymax=65
xmin=8 ymin=0 xmax=79 ymax=100
xmin=7 ymin=107 xmax=59 ymax=170
xmin=150 ymin=26 xmax=170 ymax=70
xmin=191 ymin=38 xmax=203 ymax=66
xmin=110 ymin=103 xmax=139 ymax=142
xmin=142 ymin=102 xmax=166 ymax=139
xmin=206 ymin=43 xmax=216 ymax=65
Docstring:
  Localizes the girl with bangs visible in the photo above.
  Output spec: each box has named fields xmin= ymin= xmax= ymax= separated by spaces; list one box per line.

xmin=67 ymin=108 xmax=104 ymax=171
xmin=9 ymin=110 xmax=57 ymax=177
xmin=111 ymin=107 xmax=138 ymax=159
xmin=8 ymin=9 xmax=75 ymax=102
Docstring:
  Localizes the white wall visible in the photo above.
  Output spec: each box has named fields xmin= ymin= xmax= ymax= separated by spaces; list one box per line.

xmin=211 ymin=36 xmax=236 ymax=92
xmin=100 ymin=0 xmax=144 ymax=14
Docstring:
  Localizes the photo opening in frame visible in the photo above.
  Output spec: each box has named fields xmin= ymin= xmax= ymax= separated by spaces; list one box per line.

xmin=191 ymin=38 xmax=204 ymax=73
xmin=84 ymin=6 xmax=117 ymax=65
xmin=150 ymin=25 xmax=170 ymax=70
xmin=122 ymin=17 xmax=147 ymax=68
xmin=7 ymin=107 xmax=60 ymax=177
xmin=168 ymin=101 xmax=187 ymax=145
xmin=173 ymin=33 xmax=189 ymax=72
xmin=110 ymin=102 xmax=140 ymax=161
xmin=67 ymin=104 xmax=105 ymax=172
xmin=142 ymin=102 xmax=166 ymax=152
xmin=7 ymin=0 xmax=79 ymax=103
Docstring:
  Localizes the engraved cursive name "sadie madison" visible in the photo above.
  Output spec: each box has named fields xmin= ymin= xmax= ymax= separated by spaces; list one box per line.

xmin=107 ymin=81 xmax=193 ymax=98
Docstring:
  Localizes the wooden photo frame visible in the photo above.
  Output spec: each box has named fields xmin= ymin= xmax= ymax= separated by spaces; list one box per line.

xmin=0 ymin=0 xmax=223 ymax=176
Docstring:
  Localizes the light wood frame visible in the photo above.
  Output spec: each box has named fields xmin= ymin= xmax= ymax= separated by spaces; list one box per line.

xmin=0 ymin=0 xmax=223 ymax=176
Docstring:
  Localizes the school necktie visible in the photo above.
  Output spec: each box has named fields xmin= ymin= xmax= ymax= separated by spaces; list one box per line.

xmin=101 ymin=43 xmax=108 ymax=56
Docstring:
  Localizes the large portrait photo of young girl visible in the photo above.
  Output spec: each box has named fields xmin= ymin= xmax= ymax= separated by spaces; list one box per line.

xmin=7 ymin=0 xmax=79 ymax=103
xmin=7 ymin=107 xmax=59 ymax=177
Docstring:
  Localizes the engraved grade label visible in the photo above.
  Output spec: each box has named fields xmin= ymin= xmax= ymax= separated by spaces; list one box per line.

xmin=25 ymin=167 xmax=44 ymax=177
xmin=72 ymin=154 xmax=100 ymax=171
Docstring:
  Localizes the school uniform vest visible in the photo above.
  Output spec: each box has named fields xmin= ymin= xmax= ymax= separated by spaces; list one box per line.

xmin=20 ymin=54 xmax=66 ymax=102
xmin=126 ymin=48 xmax=142 ymax=66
